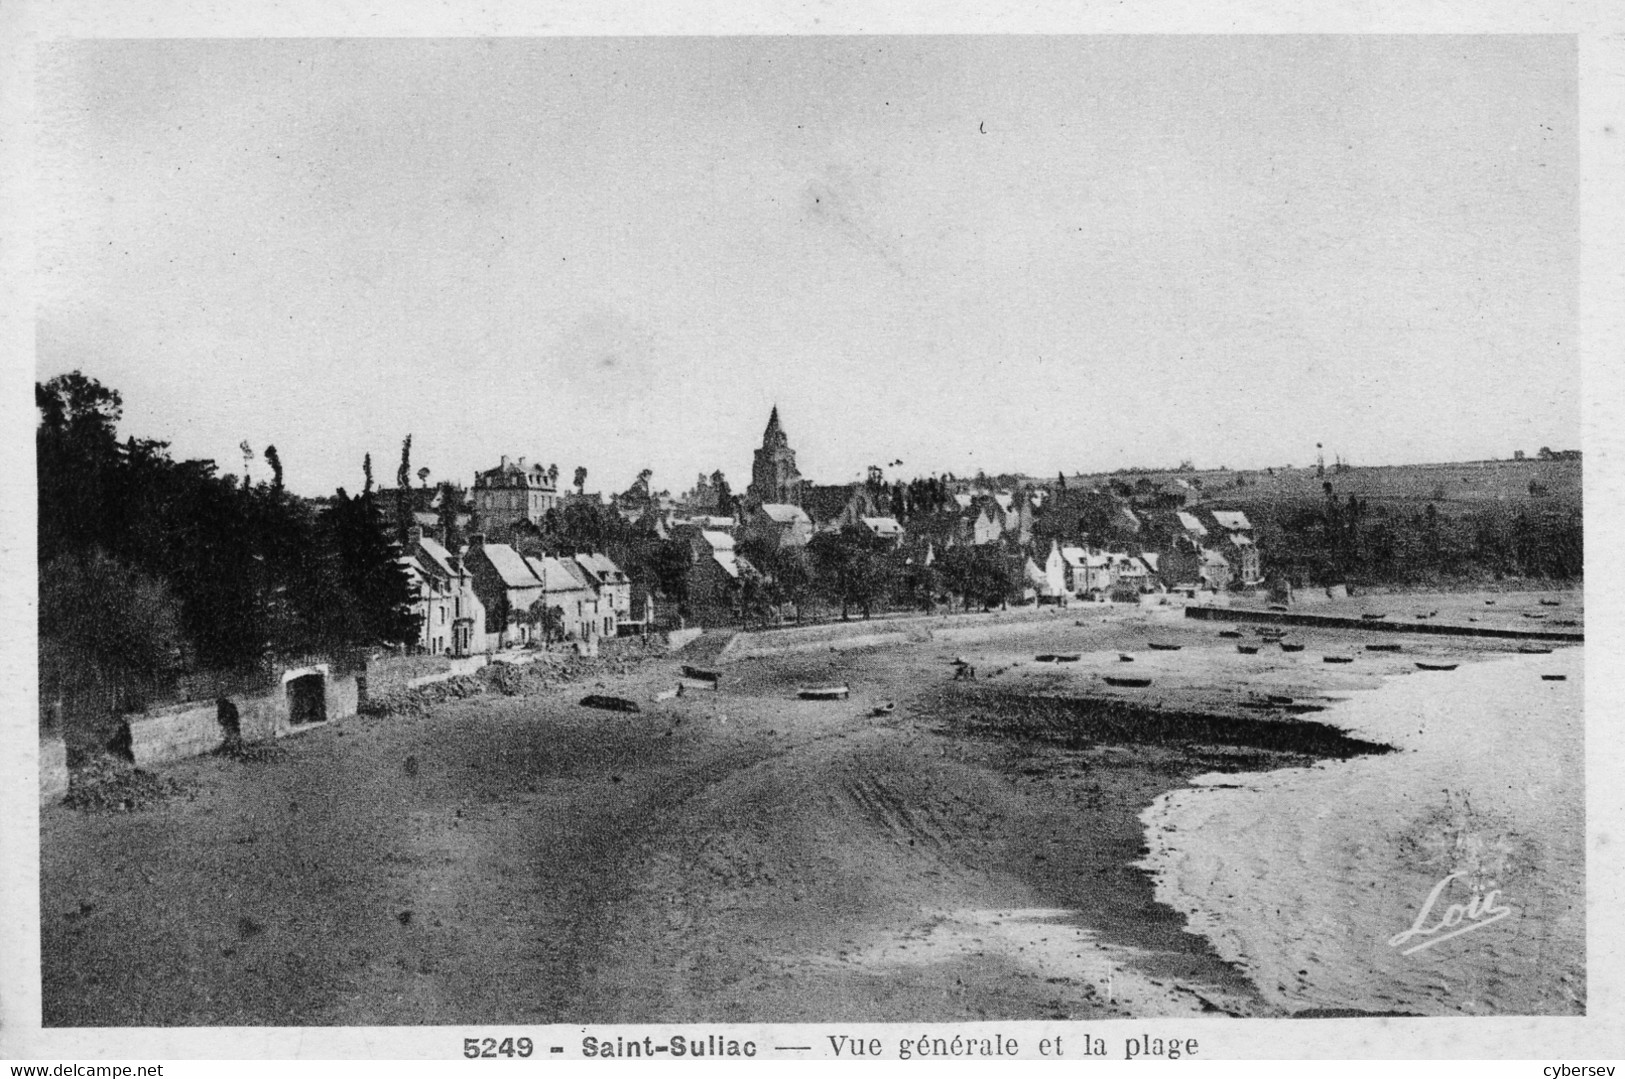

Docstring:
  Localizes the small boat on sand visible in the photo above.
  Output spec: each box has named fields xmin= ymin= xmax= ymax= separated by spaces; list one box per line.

xmin=1523 ymin=613 xmax=1547 ymax=621
xmin=1360 ymin=612 xmax=1387 ymax=621
xmin=871 ymin=701 xmax=896 ymax=716
xmin=1540 ymin=599 xmax=1562 ymax=607
xmin=580 ymin=694 xmax=641 ymax=713
xmin=1366 ymin=643 xmax=1402 ymax=652
xmin=1280 ymin=642 xmax=1305 ymax=653
xmin=1415 ymin=662 xmax=1458 ymax=672
xmin=1485 ymin=599 xmax=1497 ymax=605
xmin=799 ymin=685 xmax=850 ymax=701
xmin=1105 ymin=676 xmax=1152 ymax=688
xmin=1035 ymin=654 xmax=1058 ymax=663
xmin=1148 ymin=642 xmax=1182 ymax=651
xmin=1268 ymin=695 xmax=1295 ymax=705
xmin=1519 ymin=645 xmax=1553 ymax=655
xmin=1054 ymin=654 xmax=1081 ymax=663
xmin=1269 ymin=603 xmax=1289 ymax=612
xmin=1554 ymin=619 xmax=1579 ymax=627
xmin=1236 ymin=644 xmax=1259 ymax=654
xmin=1218 ymin=630 xmax=1242 ymax=638
xmin=1542 ymin=674 xmax=1568 ymax=682
xmin=1324 ymin=655 xmax=1354 ymax=664
xmin=1119 ymin=654 xmax=1135 ymax=663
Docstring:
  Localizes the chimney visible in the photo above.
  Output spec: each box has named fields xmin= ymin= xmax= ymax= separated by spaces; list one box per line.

xmin=519 ymin=457 xmax=527 ymax=470
xmin=408 ymin=526 xmax=424 ymax=546
xmin=469 ymin=533 xmax=486 ymax=548
xmin=499 ymin=455 xmax=509 ymax=469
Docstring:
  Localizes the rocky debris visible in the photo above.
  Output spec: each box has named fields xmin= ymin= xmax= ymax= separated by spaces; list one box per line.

xmin=362 ymin=646 xmax=668 ymax=716
xmin=63 ymin=754 xmax=193 ymax=814
xmin=360 ymin=673 xmax=491 ymax=716
xmin=213 ymin=737 xmax=288 ymax=764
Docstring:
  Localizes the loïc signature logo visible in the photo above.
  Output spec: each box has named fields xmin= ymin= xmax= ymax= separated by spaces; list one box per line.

xmin=1388 ymin=871 xmax=1513 ymax=956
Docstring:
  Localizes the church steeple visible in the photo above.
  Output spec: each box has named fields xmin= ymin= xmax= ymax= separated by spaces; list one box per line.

xmin=748 ymin=405 xmax=802 ymax=507
xmin=763 ymin=405 xmax=786 ymax=447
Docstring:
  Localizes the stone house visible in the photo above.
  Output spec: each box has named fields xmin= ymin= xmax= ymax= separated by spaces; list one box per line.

xmin=746 ymin=503 xmax=813 ymax=549
xmin=403 ymin=528 xmax=486 ymax=656
xmin=471 ymin=456 xmax=561 ymax=538
xmin=1042 ymin=541 xmax=1069 ymax=599
xmin=573 ymin=552 xmax=630 ymax=634
xmin=466 ymin=538 xmax=544 ymax=647
xmin=859 ymin=516 xmax=905 ymax=546
xmin=1208 ymin=509 xmax=1262 ymax=585
xmin=525 ymin=555 xmax=601 ymax=643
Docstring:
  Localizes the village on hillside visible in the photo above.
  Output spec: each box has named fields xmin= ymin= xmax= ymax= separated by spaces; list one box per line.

xmin=373 ymin=405 xmax=1582 ymax=662
xmin=37 ymin=368 xmax=1584 ymax=751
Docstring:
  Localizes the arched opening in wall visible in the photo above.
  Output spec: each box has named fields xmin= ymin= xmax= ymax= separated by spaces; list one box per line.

xmin=286 ymin=673 xmax=327 ymax=726
xmin=216 ymin=697 xmax=241 ymax=740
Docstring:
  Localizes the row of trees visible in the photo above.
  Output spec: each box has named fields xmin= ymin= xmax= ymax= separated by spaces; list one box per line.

xmin=1250 ymin=491 xmax=1583 ymax=587
xmin=728 ymin=528 xmax=1027 ymax=627
xmin=39 ymin=372 xmax=418 ymax=724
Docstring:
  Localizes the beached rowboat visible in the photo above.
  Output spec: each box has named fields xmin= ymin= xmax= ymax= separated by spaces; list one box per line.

xmin=1280 ymin=642 xmax=1305 ymax=653
xmin=1415 ymin=662 xmax=1458 ymax=671
xmin=1366 ymin=643 xmax=1402 ymax=652
xmin=1324 ymin=655 xmax=1354 ymax=664
xmin=1542 ymin=674 xmax=1568 ymax=681
xmin=799 ymin=685 xmax=850 ymax=701
xmin=580 ymin=694 xmax=641 ymax=713
xmin=1236 ymin=644 xmax=1259 ymax=654
xmin=1104 ymin=676 xmax=1152 ymax=688
xmin=1148 ymin=642 xmax=1182 ymax=651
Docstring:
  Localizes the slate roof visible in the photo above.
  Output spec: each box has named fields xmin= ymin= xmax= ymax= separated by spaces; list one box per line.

xmin=759 ymin=503 xmax=811 ymax=525
xmin=1176 ymin=511 xmax=1209 ymax=536
xmin=481 ymin=543 xmax=540 ymax=589
xmin=536 ymin=556 xmax=589 ymax=595
xmin=417 ymin=535 xmax=460 ymax=579
xmin=576 ymin=552 xmax=628 ymax=583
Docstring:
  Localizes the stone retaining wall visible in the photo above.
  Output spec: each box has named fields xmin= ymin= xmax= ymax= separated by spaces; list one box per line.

xmin=1183 ymin=604 xmax=1584 ymax=642
xmin=128 ymin=701 xmax=228 ymax=767
xmin=117 ymin=667 xmax=361 ymax=770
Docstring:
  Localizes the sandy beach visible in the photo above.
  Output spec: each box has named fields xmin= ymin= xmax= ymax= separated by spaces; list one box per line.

xmin=40 ymin=594 xmax=1583 ymax=1024
xmin=1139 ymin=646 xmax=1583 ymax=1016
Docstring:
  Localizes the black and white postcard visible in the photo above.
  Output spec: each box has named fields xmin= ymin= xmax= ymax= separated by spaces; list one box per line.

xmin=4 ymin=0 xmax=1622 ymax=1066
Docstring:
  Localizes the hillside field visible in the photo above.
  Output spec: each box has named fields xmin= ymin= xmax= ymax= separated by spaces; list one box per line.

xmin=1055 ymin=458 xmax=1581 ymax=511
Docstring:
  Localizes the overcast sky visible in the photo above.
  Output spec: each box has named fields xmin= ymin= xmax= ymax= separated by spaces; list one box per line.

xmin=34 ymin=35 xmax=1577 ymax=497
